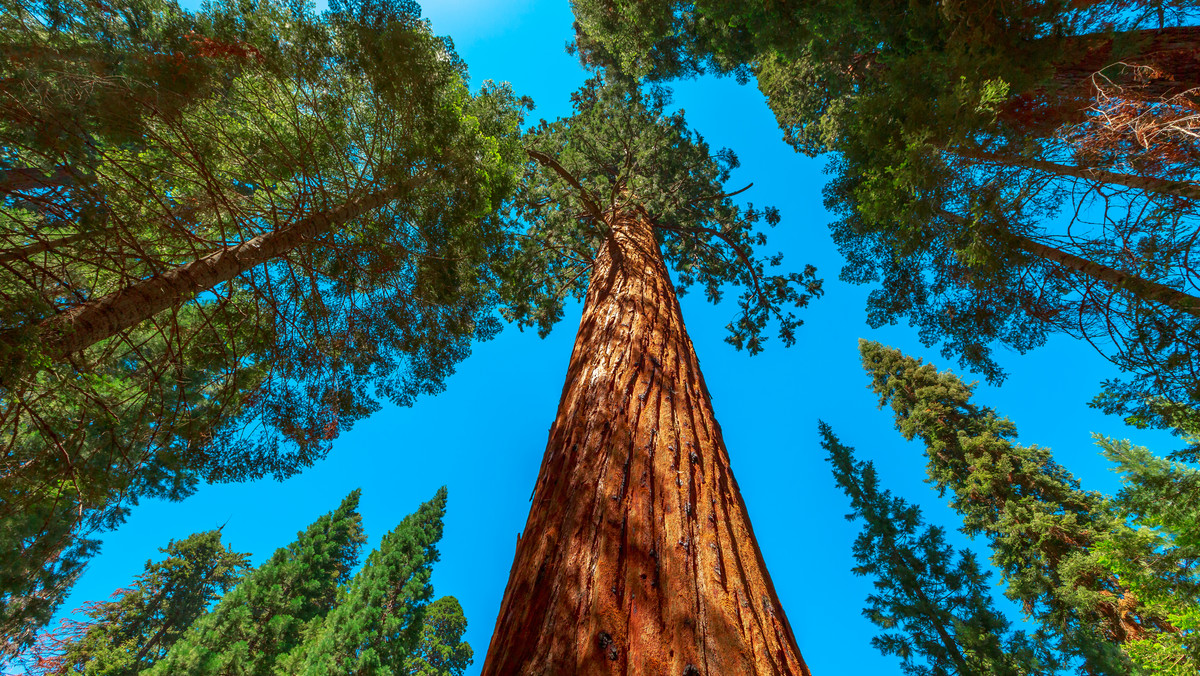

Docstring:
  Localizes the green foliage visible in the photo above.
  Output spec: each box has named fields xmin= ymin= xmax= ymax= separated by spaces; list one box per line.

xmin=19 ymin=490 xmax=468 ymax=675
xmin=0 ymin=0 xmax=526 ymax=650
xmin=504 ymin=75 xmax=821 ymax=353
xmin=858 ymin=340 xmax=1176 ymax=674
xmin=1094 ymin=437 xmax=1200 ymax=672
xmin=35 ymin=530 xmax=249 ymax=676
xmin=292 ymin=488 xmax=447 ymax=675
xmin=821 ymin=422 xmax=1063 ymax=675
xmin=403 ymin=596 xmax=473 ymax=676
xmin=146 ymin=491 xmax=366 ymax=675
xmin=573 ymin=0 xmax=1200 ymax=432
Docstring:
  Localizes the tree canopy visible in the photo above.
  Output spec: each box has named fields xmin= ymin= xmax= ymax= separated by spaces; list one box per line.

xmin=504 ymin=75 xmax=821 ymax=353
xmin=572 ymin=0 xmax=1200 ymax=446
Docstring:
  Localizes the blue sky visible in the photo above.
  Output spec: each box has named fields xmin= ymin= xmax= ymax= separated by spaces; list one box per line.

xmin=48 ymin=1 xmax=1182 ymax=674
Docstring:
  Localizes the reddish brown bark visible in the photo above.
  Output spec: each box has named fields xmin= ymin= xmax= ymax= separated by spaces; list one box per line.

xmin=1000 ymin=27 xmax=1200 ymax=136
xmin=482 ymin=210 xmax=809 ymax=675
xmin=1057 ymin=27 xmax=1200 ymax=99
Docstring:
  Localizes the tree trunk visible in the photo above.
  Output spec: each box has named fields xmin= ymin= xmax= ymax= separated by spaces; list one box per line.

xmin=1013 ymin=235 xmax=1200 ymax=318
xmin=955 ymin=149 xmax=1200 ymax=200
xmin=1057 ymin=27 xmax=1200 ymax=99
xmin=937 ymin=208 xmax=1200 ymax=318
xmin=13 ymin=179 xmax=415 ymax=364
xmin=482 ymin=210 xmax=809 ymax=675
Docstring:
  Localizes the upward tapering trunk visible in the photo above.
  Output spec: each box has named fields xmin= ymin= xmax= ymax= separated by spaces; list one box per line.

xmin=482 ymin=210 xmax=809 ymax=675
xmin=954 ymin=148 xmax=1200 ymax=200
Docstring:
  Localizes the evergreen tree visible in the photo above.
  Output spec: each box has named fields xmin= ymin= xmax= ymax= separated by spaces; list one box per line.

xmin=18 ymin=530 xmax=248 ymax=675
xmin=859 ymin=340 xmax=1178 ymax=673
xmin=290 ymin=488 xmax=447 ymax=675
xmin=484 ymin=75 xmax=820 ymax=673
xmin=820 ymin=422 xmax=1063 ymax=675
xmin=0 ymin=0 xmax=525 ymax=651
xmin=1094 ymin=437 xmax=1200 ymax=674
xmin=146 ymin=491 xmax=366 ymax=675
xmin=403 ymin=596 xmax=473 ymax=676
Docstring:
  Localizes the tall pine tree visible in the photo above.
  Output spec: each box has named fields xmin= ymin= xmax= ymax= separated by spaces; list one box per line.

xmin=859 ymin=340 xmax=1178 ymax=673
xmin=820 ymin=421 xmax=1063 ymax=675
xmin=146 ymin=491 xmax=365 ymax=675
xmin=288 ymin=488 xmax=448 ymax=675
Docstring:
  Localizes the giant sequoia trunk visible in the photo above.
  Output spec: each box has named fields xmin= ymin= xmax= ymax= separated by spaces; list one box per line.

xmin=1056 ymin=26 xmax=1200 ymax=99
xmin=482 ymin=211 xmax=809 ymax=675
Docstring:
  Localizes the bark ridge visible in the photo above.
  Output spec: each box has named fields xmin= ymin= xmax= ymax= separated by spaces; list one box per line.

xmin=483 ymin=212 xmax=809 ymax=675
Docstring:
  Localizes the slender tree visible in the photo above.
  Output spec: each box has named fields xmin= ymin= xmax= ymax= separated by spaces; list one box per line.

xmin=289 ymin=488 xmax=448 ymax=675
xmin=16 ymin=529 xmax=248 ymax=675
xmin=859 ymin=340 xmax=1181 ymax=673
xmin=0 ymin=0 xmax=526 ymax=651
xmin=403 ymin=596 xmax=474 ymax=676
xmin=145 ymin=491 xmax=366 ymax=675
xmin=820 ymin=422 xmax=1063 ymax=675
xmin=483 ymin=77 xmax=820 ymax=673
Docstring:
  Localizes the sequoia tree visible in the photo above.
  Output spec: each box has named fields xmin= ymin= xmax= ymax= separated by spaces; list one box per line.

xmin=483 ymin=76 xmax=820 ymax=674
xmin=0 ymin=0 xmax=525 ymax=651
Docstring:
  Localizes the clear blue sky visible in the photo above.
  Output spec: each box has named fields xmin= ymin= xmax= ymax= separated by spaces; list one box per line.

xmin=51 ymin=1 xmax=1180 ymax=674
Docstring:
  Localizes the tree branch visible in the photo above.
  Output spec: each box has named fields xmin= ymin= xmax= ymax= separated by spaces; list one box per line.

xmin=526 ymin=149 xmax=607 ymax=225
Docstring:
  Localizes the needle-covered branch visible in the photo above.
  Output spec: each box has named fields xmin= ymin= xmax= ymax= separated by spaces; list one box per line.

xmin=501 ymin=76 xmax=821 ymax=352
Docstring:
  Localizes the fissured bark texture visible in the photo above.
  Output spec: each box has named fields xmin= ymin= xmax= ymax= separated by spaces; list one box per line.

xmin=482 ymin=211 xmax=810 ymax=675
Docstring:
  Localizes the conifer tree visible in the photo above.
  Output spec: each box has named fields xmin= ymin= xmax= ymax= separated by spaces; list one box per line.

xmin=403 ymin=596 xmax=473 ymax=676
xmin=483 ymin=75 xmax=820 ymax=673
xmin=291 ymin=487 xmax=447 ymax=675
xmin=17 ymin=530 xmax=248 ymax=675
xmin=146 ymin=491 xmax=366 ymax=675
xmin=820 ymin=421 xmax=1063 ymax=675
xmin=859 ymin=340 xmax=1177 ymax=673
xmin=1094 ymin=437 xmax=1200 ymax=674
